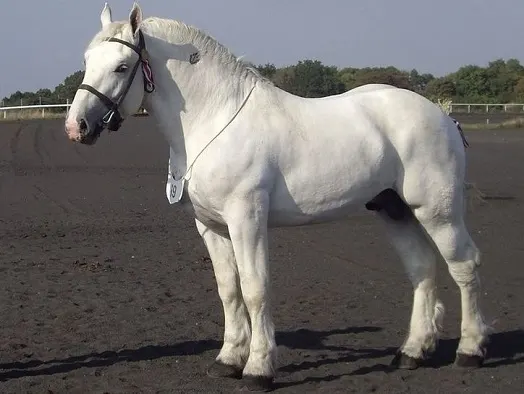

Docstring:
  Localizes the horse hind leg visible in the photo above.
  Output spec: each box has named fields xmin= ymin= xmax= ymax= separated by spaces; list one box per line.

xmin=369 ymin=190 xmax=445 ymax=369
xmin=413 ymin=202 xmax=491 ymax=367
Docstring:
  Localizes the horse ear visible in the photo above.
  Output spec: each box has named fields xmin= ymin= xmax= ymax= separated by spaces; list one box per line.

xmin=100 ymin=2 xmax=113 ymax=28
xmin=129 ymin=2 xmax=143 ymax=36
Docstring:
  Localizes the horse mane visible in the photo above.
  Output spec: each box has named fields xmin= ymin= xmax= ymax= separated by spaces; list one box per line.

xmin=87 ymin=17 xmax=272 ymax=85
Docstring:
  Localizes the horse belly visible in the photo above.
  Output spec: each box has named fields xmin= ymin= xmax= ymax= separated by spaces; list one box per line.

xmin=268 ymin=179 xmax=388 ymax=226
xmin=267 ymin=135 xmax=396 ymax=227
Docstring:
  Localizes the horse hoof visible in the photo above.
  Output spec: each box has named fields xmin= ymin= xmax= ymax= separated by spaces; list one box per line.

xmin=235 ymin=375 xmax=274 ymax=392
xmin=390 ymin=352 xmax=423 ymax=370
xmin=455 ymin=353 xmax=484 ymax=368
xmin=206 ymin=361 xmax=242 ymax=379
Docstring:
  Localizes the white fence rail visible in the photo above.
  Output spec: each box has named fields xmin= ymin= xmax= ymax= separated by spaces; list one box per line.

xmin=0 ymin=103 xmax=149 ymax=119
xmin=1 ymin=102 xmax=524 ymax=119
xmin=449 ymin=103 xmax=524 ymax=113
xmin=1 ymin=103 xmax=71 ymax=119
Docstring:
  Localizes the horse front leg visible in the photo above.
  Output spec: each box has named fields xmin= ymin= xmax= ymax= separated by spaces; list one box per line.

xmin=195 ymin=219 xmax=251 ymax=379
xmin=226 ymin=192 xmax=277 ymax=392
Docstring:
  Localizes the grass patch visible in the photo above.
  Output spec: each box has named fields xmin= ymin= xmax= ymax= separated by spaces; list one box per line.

xmin=0 ymin=109 xmax=66 ymax=121
xmin=460 ymin=117 xmax=524 ymax=130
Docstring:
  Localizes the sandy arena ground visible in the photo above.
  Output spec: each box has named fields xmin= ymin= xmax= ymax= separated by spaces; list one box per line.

xmin=0 ymin=118 xmax=523 ymax=393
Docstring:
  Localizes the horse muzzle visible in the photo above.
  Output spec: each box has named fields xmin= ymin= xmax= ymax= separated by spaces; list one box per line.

xmin=65 ymin=117 xmax=105 ymax=145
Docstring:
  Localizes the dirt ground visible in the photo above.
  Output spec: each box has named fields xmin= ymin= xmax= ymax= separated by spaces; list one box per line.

xmin=0 ymin=118 xmax=523 ymax=394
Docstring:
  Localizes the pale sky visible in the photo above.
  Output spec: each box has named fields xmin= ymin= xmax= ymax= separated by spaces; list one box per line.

xmin=1 ymin=0 xmax=523 ymax=98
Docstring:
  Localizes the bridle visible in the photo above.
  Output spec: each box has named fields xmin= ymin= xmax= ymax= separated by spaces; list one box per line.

xmin=78 ymin=30 xmax=155 ymax=132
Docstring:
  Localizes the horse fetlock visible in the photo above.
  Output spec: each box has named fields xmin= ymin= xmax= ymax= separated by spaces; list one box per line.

xmin=217 ymin=340 xmax=251 ymax=369
xmin=455 ymin=329 xmax=489 ymax=368
xmin=401 ymin=335 xmax=437 ymax=360
xmin=242 ymin=347 xmax=277 ymax=380
xmin=393 ymin=334 xmax=437 ymax=370
xmin=235 ymin=346 xmax=277 ymax=392
xmin=457 ymin=331 xmax=489 ymax=359
xmin=422 ymin=334 xmax=439 ymax=355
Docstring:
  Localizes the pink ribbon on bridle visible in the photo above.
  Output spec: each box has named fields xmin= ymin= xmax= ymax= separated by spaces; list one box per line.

xmin=141 ymin=55 xmax=155 ymax=93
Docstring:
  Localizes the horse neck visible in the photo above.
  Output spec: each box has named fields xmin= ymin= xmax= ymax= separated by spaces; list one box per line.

xmin=141 ymin=27 xmax=259 ymax=178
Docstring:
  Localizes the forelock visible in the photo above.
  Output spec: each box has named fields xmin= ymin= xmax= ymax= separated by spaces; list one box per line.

xmin=86 ymin=22 xmax=130 ymax=51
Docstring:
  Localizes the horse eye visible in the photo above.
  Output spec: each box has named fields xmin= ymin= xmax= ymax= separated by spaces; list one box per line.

xmin=114 ymin=64 xmax=128 ymax=73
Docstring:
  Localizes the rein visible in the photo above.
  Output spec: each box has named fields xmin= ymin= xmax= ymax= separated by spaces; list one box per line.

xmin=78 ymin=30 xmax=155 ymax=131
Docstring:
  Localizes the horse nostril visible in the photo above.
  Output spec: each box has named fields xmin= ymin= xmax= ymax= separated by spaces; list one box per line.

xmin=79 ymin=119 xmax=88 ymax=132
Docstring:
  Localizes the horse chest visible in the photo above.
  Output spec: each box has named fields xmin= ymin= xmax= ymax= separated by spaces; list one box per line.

xmin=187 ymin=183 xmax=228 ymax=227
xmin=191 ymin=203 xmax=229 ymax=235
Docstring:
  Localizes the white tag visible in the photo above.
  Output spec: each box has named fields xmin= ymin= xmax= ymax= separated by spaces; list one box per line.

xmin=166 ymin=174 xmax=185 ymax=204
xmin=166 ymin=152 xmax=185 ymax=204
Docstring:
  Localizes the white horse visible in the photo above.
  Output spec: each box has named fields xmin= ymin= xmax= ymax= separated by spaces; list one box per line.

xmin=65 ymin=3 xmax=490 ymax=391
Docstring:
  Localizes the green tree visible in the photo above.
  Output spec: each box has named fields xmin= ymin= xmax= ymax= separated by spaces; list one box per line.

xmin=272 ymin=66 xmax=296 ymax=93
xmin=513 ymin=77 xmax=524 ymax=101
xmin=409 ymin=69 xmax=435 ymax=94
xmin=484 ymin=59 xmax=517 ymax=102
xmin=255 ymin=63 xmax=277 ymax=79
xmin=338 ymin=67 xmax=360 ymax=90
xmin=290 ymin=60 xmax=346 ymax=98
xmin=506 ymin=58 xmax=523 ymax=73
xmin=351 ymin=67 xmax=411 ymax=90
xmin=35 ymin=88 xmax=55 ymax=104
xmin=53 ymin=70 xmax=85 ymax=102
xmin=451 ymin=65 xmax=491 ymax=102
xmin=425 ymin=78 xmax=456 ymax=100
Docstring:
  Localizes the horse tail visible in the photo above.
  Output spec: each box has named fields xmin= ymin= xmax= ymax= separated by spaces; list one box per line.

xmin=451 ymin=117 xmax=469 ymax=148
xmin=447 ymin=117 xmax=485 ymax=208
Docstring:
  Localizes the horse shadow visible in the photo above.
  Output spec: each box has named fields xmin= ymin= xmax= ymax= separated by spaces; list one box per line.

xmin=275 ymin=326 xmax=396 ymax=375
xmin=272 ymin=329 xmax=524 ymax=389
xmin=0 ymin=339 xmax=219 ymax=381
xmin=0 ymin=326 xmax=382 ymax=382
xmin=343 ymin=329 xmax=524 ymax=378
xmin=0 ymin=328 xmax=522 ymax=387
xmin=437 ymin=329 xmax=524 ymax=369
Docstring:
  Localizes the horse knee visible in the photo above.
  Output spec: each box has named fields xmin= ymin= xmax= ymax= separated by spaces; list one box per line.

xmin=216 ymin=273 xmax=241 ymax=301
xmin=447 ymin=260 xmax=480 ymax=287
xmin=241 ymin=287 xmax=267 ymax=314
